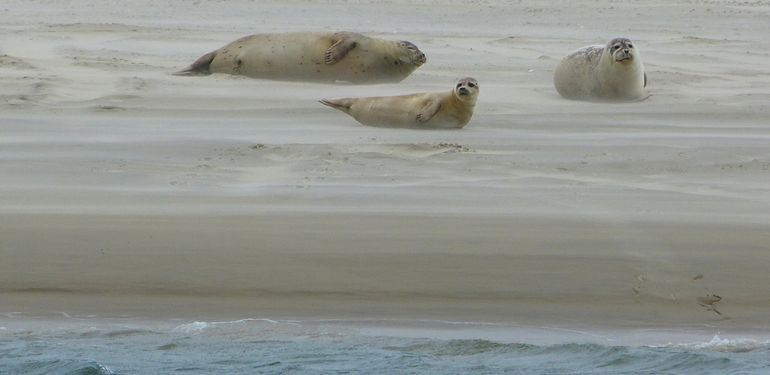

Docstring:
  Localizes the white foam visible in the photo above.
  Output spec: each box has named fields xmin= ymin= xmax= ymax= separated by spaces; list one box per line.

xmin=212 ymin=318 xmax=282 ymax=325
xmin=171 ymin=318 xmax=296 ymax=334
xmin=172 ymin=321 xmax=209 ymax=334
xmin=662 ymin=334 xmax=769 ymax=353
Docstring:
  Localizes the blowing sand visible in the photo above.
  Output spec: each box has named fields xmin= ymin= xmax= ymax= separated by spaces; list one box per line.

xmin=1 ymin=0 xmax=769 ymax=334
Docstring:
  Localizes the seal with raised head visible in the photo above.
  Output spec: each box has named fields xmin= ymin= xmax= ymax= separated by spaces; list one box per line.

xmin=319 ymin=77 xmax=479 ymax=129
xmin=174 ymin=31 xmax=426 ymax=84
xmin=553 ymin=37 xmax=647 ymax=101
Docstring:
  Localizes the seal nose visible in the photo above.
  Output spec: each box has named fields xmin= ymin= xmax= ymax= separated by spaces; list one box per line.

xmin=623 ymin=49 xmax=629 ymax=54
xmin=458 ymin=87 xmax=469 ymax=96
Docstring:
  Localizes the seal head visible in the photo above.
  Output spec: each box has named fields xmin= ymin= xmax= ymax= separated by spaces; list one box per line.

xmin=397 ymin=40 xmax=427 ymax=67
xmin=607 ymin=37 xmax=636 ymax=63
xmin=454 ymin=77 xmax=479 ymax=105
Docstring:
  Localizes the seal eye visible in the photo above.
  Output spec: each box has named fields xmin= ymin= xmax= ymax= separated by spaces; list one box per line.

xmin=468 ymin=82 xmax=476 ymax=88
xmin=627 ymin=44 xmax=634 ymax=48
xmin=400 ymin=41 xmax=417 ymax=51
xmin=612 ymin=45 xmax=620 ymax=50
xmin=456 ymin=83 xmax=462 ymax=88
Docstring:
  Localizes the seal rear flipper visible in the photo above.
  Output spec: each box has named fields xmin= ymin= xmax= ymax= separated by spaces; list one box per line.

xmin=319 ymin=98 xmax=355 ymax=113
xmin=173 ymin=51 xmax=217 ymax=76
xmin=324 ymin=33 xmax=358 ymax=65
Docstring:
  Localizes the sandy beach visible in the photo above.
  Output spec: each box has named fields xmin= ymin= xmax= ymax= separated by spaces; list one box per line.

xmin=2 ymin=0 xmax=770 ymax=339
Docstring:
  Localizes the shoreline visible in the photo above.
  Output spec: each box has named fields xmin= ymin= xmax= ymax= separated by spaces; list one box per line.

xmin=3 ymin=297 xmax=768 ymax=348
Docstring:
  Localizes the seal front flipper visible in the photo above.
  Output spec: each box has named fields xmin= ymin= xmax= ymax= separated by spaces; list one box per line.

xmin=173 ymin=51 xmax=217 ymax=76
xmin=416 ymin=100 xmax=441 ymax=123
xmin=324 ymin=33 xmax=359 ymax=65
xmin=644 ymin=72 xmax=648 ymax=88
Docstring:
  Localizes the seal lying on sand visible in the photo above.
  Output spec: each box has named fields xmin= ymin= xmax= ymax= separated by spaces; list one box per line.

xmin=320 ymin=77 xmax=479 ymax=129
xmin=175 ymin=31 xmax=426 ymax=84
xmin=554 ymin=37 xmax=647 ymax=101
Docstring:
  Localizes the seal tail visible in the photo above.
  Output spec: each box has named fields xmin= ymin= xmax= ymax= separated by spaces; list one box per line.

xmin=319 ymin=98 xmax=354 ymax=113
xmin=173 ymin=51 xmax=217 ymax=76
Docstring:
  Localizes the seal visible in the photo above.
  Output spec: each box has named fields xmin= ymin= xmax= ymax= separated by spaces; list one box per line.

xmin=319 ymin=77 xmax=479 ymax=129
xmin=174 ymin=31 xmax=427 ymax=84
xmin=553 ymin=37 xmax=647 ymax=101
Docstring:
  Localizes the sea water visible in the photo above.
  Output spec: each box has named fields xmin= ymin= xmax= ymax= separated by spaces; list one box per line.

xmin=1 ymin=316 xmax=768 ymax=374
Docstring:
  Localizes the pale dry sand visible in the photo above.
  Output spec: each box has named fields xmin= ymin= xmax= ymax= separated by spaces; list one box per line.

xmin=1 ymin=1 xmax=770 ymax=334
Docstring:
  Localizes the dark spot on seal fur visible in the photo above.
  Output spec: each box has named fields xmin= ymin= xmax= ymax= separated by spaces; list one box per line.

xmin=234 ymin=59 xmax=243 ymax=73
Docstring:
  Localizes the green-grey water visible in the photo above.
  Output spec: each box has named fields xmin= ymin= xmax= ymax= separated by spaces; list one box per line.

xmin=2 ymin=318 xmax=768 ymax=375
